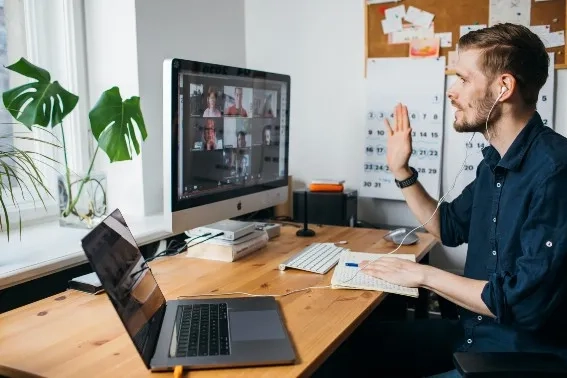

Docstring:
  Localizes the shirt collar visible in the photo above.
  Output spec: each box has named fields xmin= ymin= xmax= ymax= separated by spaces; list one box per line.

xmin=481 ymin=111 xmax=545 ymax=172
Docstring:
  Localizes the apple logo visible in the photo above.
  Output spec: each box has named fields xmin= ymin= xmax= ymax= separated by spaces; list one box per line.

xmin=237 ymin=201 xmax=242 ymax=211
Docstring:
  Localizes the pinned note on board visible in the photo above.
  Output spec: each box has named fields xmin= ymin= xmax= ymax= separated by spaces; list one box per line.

xmin=435 ymin=32 xmax=452 ymax=47
xmin=404 ymin=6 xmax=435 ymax=28
xmin=384 ymin=4 xmax=405 ymax=20
xmin=409 ymin=37 xmax=440 ymax=58
xmin=489 ymin=0 xmax=531 ymax=27
xmin=389 ymin=23 xmax=435 ymax=44
xmin=382 ymin=17 xmax=403 ymax=34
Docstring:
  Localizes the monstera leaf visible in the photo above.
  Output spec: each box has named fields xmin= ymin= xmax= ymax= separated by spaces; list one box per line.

xmin=89 ymin=87 xmax=147 ymax=162
xmin=2 ymin=58 xmax=79 ymax=129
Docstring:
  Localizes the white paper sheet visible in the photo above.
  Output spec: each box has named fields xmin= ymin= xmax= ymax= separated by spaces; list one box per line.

xmin=389 ymin=23 xmax=434 ymax=44
xmin=404 ymin=6 xmax=434 ymax=28
xmin=489 ymin=0 xmax=531 ymax=27
xmin=385 ymin=4 xmax=405 ymax=20
xmin=460 ymin=24 xmax=487 ymax=38
xmin=362 ymin=57 xmax=446 ymax=200
xmin=435 ymin=32 xmax=452 ymax=47
xmin=381 ymin=17 xmax=403 ymax=34
xmin=544 ymin=31 xmax=565 ymax=48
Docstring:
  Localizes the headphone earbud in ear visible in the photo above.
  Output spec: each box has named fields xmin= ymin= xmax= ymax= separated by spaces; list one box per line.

xmin=500 ymin=86 xmax=508 ymax=94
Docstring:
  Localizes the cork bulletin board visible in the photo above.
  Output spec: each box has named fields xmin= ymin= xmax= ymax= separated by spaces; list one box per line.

xmin=365 ymin=0 xmax=567 ymax=72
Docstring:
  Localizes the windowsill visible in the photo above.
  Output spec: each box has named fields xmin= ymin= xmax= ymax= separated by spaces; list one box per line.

xmin=0 ymin=214 xmax=172 ymax=290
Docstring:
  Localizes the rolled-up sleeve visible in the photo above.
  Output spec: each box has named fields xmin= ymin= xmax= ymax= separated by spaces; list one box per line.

xmin=481 ymin=167 xmax=567 ymax=331
xmin=439 ymin=176 xmax=476 ymax=247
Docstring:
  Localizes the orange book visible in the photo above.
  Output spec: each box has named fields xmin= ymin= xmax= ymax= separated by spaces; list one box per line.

xmin=309 ymin=183 xmax=344 ymax=192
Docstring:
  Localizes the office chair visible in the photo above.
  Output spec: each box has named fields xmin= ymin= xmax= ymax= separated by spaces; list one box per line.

xmin=452 ymin=352 xmax=567 ymax=377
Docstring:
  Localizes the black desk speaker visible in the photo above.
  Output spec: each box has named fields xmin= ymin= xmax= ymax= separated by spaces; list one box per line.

xmin=292 ymin=189 xmax=358 ymax=227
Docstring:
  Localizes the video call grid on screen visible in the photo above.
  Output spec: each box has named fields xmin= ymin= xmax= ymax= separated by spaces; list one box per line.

xmin=177 ymin=71 xmax=287 ymax=199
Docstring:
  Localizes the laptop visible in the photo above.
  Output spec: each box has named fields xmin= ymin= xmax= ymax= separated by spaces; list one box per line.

xmin=80 ymin=209 xmax=296 ymax=371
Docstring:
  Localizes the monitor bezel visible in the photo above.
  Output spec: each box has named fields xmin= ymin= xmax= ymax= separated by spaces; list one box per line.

xmin=168 ymin=58 xmax=290 ymax=213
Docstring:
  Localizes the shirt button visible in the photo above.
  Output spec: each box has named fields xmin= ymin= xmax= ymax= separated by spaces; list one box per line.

xmin=492 ymin=250 xmax=497 ymax=256
xmin=493 ymin=218 xmax=497 ymax=223
xmin=546 ymin=241 xmax=553 ymax=247
xmin=467 ymin=338 xmax=473 ymax=344
xmin=477 ymin=315 xmax=482 ymax=321
xmin=496 ymin=183 xmax=501 ymax=188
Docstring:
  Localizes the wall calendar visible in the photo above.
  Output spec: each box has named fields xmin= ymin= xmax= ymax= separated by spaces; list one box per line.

xmin=361 ymin=57 xmax=447 ymax=201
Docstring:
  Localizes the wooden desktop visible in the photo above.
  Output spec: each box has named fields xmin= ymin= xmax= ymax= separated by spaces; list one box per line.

xmin=0 ymin=224 xmax=437 ymax=378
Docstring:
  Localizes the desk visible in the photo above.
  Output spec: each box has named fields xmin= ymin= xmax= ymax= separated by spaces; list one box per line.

xmin=0 ymin=224 xmax=437 ymax=378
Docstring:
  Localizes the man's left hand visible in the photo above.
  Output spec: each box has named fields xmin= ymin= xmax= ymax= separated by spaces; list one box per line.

xmin=360 ymin=257 xmax=429 ymax=288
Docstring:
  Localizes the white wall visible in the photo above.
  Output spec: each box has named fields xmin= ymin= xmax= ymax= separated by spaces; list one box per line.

xmin=84 ymin=0 xmax=247 ymax=216
xmin=245 ymin=0 xmax=567 ymax=273
xmin=134 ymin=0 xmax=247 ymax=215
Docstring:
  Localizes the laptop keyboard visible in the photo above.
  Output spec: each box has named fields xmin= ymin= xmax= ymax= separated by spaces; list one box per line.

xmin=174 ymin=303 xmax=230 ymax=357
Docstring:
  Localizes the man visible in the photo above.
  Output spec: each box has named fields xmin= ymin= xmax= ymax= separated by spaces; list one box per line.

xmin=237 ymin=131 xmax=247 ymax=148
xmin=202 ymin=119 xmax=217 ymax=150
xmin=226 ymin=87 xmax=248 ymax=117
xmin=317 ymin=23 xmax=567 ymax=378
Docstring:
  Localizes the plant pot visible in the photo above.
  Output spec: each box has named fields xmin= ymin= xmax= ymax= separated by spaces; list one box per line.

xmin=57 ymin=171 xmax=107 ymax=229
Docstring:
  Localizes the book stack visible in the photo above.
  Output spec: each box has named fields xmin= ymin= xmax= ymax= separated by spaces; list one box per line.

xmin=185 ymin=229 xmax=269 ymax=262
xmin=309 ymin=179 xmax=345 ymax=192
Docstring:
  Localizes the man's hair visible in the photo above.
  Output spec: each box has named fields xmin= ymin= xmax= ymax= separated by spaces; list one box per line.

xmin=458 ymin=23 xmax=549 ymax=106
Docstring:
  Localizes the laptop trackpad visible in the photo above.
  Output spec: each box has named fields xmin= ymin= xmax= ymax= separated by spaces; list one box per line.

xmin=229 ymin=310 xmax=286 ymax=341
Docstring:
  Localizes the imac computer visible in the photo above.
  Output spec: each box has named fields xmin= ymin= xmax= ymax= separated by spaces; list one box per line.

xmin=163 ymin=58 xmax=290 ymax=235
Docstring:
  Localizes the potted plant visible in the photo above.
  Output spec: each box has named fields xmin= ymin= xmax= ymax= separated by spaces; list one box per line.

xmin=1 ymin=57 xmax=147 ymax=231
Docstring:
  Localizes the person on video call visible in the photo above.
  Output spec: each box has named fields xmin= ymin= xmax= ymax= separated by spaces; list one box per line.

xmin=317 ymin=24 xmax=567 ymax=378
xmin=226 ymin=87 xmax=248 ymax=117
xmin=203 ymin=87 xmax=221 ymax=117
xmin=263 ymin=125 xmax=272 ymax=146
xmin=202 ymin=119 xmax=217 ymax=151
xmin=237 ymin=131 xmax=247 ymax=148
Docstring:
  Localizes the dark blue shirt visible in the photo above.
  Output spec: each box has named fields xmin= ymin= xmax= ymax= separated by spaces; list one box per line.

xmin=439 ymin=111 xmax=567 ymax=359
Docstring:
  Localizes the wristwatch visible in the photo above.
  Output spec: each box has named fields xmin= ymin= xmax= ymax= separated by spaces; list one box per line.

xmin=395 ymin=167 xmax=418 ymax=189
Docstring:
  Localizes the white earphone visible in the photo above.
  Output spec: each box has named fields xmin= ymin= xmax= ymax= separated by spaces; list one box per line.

xmin=500 ymin=86 xmax=508 ymax=94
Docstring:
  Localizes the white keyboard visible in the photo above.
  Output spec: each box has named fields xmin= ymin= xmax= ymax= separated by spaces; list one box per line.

xmin=278 ymin=243 xmax=347 ymax=274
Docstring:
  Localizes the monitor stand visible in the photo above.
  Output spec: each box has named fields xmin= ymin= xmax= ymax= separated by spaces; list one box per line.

xmin=296 ymin=190 xmax=315 ymax=237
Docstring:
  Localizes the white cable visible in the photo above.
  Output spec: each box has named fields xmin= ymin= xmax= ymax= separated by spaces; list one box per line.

xmin=177 ymin=92 xmax=504 ymax=297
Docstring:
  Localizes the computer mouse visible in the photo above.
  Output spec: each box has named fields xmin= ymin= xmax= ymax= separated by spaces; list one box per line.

xmin=383 ymin=228 xmax=419 ymax=245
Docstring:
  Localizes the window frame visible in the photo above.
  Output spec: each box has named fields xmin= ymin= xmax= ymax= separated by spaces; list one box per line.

xmin=2 ymin=0 xmax=92 ymax=226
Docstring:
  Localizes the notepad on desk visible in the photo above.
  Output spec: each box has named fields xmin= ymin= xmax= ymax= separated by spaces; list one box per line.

xmin=330 ymin=251 xmax=419 ymax=298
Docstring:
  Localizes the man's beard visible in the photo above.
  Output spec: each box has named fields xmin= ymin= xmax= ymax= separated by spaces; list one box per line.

xmin=453 ymin=89 xmax=501 ymax=134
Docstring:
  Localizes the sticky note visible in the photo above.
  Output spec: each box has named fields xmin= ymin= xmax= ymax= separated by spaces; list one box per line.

xmin=435 ymin=32 xmax=452 ymax=48
xmin=404 ymin=6 xmax=434 ymax=28
xmin=409 ymin=37 xmax=440 ymax=59
xmin=381 ymin=17 xmax=403 ymax=35
xmin=385 ymin=5 xmax=405 ymax=20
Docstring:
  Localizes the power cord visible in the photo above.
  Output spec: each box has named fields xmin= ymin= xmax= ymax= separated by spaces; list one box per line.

xmin=129 ymin=232 xmax=224 ymax=279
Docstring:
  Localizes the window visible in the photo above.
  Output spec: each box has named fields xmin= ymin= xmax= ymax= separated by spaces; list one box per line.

xmin=0 ymin=0 xmax=91 ymax=228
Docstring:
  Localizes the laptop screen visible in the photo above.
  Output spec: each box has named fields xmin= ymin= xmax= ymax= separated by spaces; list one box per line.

xmin=81 ymin=209 xmax=166 ymax=367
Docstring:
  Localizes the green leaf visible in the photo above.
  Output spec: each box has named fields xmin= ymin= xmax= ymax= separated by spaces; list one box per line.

xmin=89 ymin=86 xmax=148 ymax=162
xmin=2 ymin=57 xmax=79 ymax=129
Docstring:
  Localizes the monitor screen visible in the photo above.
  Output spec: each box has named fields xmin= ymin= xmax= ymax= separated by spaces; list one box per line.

xmin=167 ymin=59 xmax=290 ymax=212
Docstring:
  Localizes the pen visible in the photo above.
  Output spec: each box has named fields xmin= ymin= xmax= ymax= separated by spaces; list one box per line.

xmin=173 ymin=365 xmax=183 ymax=378
xmin=345 ymin=262 xmax=358 ymax=267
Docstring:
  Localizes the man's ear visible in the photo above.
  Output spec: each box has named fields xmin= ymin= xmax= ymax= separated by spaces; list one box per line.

xmin=499 ymin=74 xmax=516 ymax=101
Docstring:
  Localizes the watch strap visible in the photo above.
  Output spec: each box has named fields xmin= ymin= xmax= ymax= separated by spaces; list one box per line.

xmin=395 ymin=167 xmax=418 ymax=189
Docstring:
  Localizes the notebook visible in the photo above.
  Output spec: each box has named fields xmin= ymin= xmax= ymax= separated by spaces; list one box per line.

xmin=330 ymin=251 xmax=419 ymax=298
